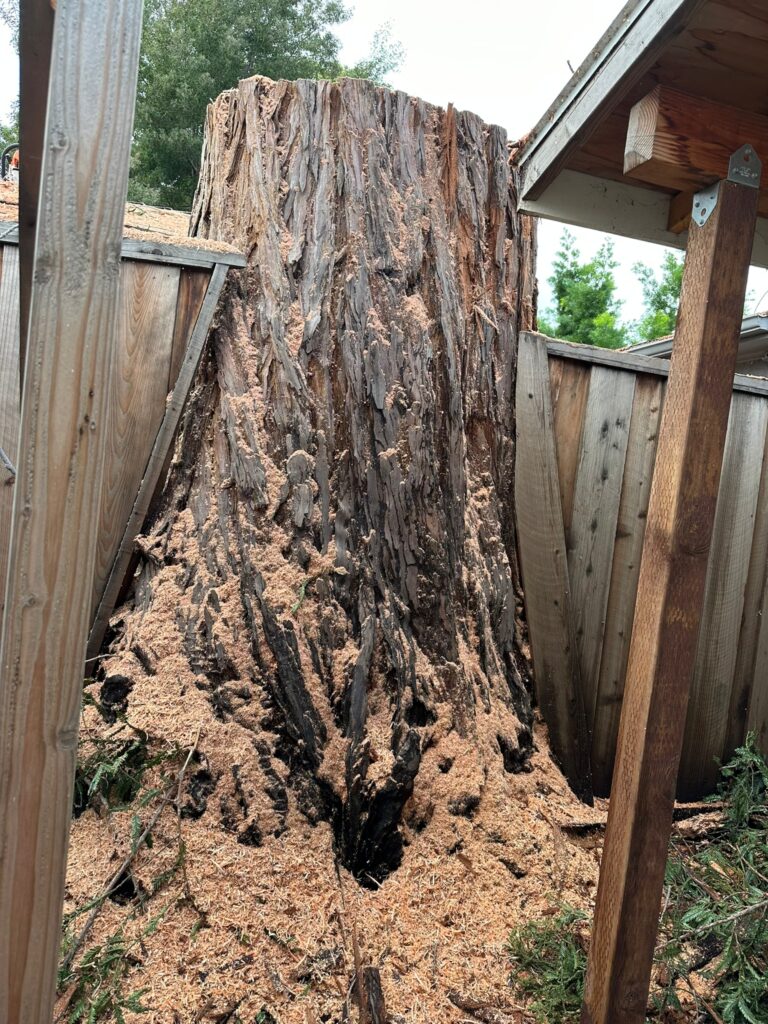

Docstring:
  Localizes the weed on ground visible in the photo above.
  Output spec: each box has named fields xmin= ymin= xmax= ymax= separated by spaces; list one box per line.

xmin=508 ymin=735 xmax=768 ymax=1024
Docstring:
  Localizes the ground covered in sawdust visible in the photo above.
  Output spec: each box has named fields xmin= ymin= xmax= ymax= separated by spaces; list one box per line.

xmin=62 ymin=712 xmax=605 ymax=1024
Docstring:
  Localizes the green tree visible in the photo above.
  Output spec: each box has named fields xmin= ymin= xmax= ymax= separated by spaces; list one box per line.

xmin=537 ymin=230 xmax=628 ymax=349
xmin=0 ymin=3 xmax=19 ymax=155
xmin=131 ymin=1 xmax=403 ymax=209
xmin=632 ymin=250 xmax=684 ymax=342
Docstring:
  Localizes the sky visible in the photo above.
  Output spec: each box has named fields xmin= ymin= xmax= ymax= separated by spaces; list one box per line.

xmin=2 ymin=3 xmax=768 ymax=323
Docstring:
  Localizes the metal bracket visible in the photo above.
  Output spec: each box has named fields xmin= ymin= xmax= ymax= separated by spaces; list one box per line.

xmin=692 ymin=182 xmax=720 ymax=228
xmin=692 ymin=144 xmax=763 ymax=228
xmin=728 ymin=143 xmax=762 ymax=189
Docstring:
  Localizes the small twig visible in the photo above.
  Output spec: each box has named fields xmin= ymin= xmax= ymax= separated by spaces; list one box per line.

xmin=656 ymin=897 xmax=768 ymax=953
xmin=0 ymin=444 xmax=16 ymax=477
xmin=351 ymin=920 xmax=369 ymax=1024
xmin=60 ymin=727 xmax=201 ymax=975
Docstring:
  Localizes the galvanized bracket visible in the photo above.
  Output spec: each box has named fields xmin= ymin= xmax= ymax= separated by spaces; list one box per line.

xmin=692 ymin=183 xmax=720 ymax=228
xmin=692 ymin=144 xmax=762 ymax=228
xmin=728 ymin=144 xmax=762 ymax=189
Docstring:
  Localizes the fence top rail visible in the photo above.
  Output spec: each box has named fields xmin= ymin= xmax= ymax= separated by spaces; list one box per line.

xmin=0 ymin=222 xmax=246 ymax=269
xmin=537 ymin=334 xmax=768 ymax=399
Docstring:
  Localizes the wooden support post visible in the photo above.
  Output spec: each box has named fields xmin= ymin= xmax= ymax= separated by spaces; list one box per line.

xmin=18 ymin=0 xmax=55 ymax=385
xmin=581 ymin=150 xmax=761 ymax=1024
xmin=0 ymin=2 xmax=143 ymax=1022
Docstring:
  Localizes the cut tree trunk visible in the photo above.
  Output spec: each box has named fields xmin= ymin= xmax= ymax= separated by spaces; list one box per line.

xmin=100 ymin=76 xmax=538 ymax=884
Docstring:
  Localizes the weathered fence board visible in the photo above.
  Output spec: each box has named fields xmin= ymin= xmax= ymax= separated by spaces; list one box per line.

xmin=679 ymin=393 xmax=768 ymax=796
xmin=0 ymin=246 xmax=19 ymax=621
xmin=549 ymin=356 xmax=591 ymax=537
xmin=91 ymin=261 xmax=181 ymax=617
xmin=728 ymin=431 xmax=768 ymax=757
xmin=515 ymin=333 xmax=592 ymax=799
xmin=592 ymin=374 xmax=664 ymax=792
xmin=168 ymin=267 xmax=210 ymax=388
xmin=568 ymin=366 xmax=635 ymax=723
xmin=518 ymin=334 xmax=768 ymax=797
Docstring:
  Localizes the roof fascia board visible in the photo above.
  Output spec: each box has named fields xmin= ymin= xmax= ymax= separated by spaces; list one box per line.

xmin=519 ymin=0 xmax=707 ymax=201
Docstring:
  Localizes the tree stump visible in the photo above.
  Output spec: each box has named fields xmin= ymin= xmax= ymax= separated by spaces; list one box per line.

xmin=103 ymin=76 xmax=537 ymax=884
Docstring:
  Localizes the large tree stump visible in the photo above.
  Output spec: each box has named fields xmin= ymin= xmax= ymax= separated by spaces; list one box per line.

xmin=102 ymin=76 xmax=537 ymax=884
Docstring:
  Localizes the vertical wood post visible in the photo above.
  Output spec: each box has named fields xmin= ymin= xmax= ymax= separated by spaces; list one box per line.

xmin=0 ymin=2 xmax=143 ymax=1022
xmin=581 ymin=150 xmax=761 ymax=1024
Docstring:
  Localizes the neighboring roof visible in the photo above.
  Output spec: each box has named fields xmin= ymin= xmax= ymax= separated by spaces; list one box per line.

xmin=631 ymin=314 xmax=768 ymax=363
xmin=517 ymin=0 xmax=768 ymax=266
xmin=0 ymin=180 xmax=244 ymax=264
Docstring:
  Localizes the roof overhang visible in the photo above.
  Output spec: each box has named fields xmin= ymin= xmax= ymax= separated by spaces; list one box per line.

xmin=631 ymin=314 xmax=768 ymax=362
xmin=518 ymin=0 xmax=768 ymax=266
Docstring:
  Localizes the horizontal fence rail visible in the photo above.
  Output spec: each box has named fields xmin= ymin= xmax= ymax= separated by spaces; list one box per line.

xmin=517 ymin=333 xmax=768 ymax=798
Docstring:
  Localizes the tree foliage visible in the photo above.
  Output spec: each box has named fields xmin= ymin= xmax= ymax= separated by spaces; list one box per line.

xmin=537 ymin=230 xmax=628 ymax=349
xmin=0 ymin=2 xmax=19 ymax=154
xmin=131 ymin=0 xmax=403 ymax=209
xmin=0 ymin=1 xmax=17 ymax=44
xmin=632 ymin=251 xmax=684 ymax=342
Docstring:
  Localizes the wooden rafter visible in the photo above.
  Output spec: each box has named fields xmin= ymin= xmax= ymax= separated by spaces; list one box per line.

xmin=625 ymin=85 xmax=768 ymax=232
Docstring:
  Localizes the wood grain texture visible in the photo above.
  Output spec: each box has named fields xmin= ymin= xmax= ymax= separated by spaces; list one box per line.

xmin=581 ymin=178 xmax=759 ymax=1024
xmin=87 ymin=263 xmax=229 ymax=662
xmin=568 ymin=366 xmax=635 ymax=726
xmin=0 ymin=246 xmax=20 ymax=621
xmin=0 ymin=3 xmax=143 ymax=1022
xmin=591 ymin=374 xmax=664 ymax=794
xmin=121 ymin=237 xmax=246 ymax=267
xmin=545 ymin=337 xmax=768 ymax=399
xmin=728 ymin=427 xmax=768 ymax=760
xmin=747 ymin=588 xmax=768 ymax=751
xmin=90 ymin=261 xmax=180 ymax=619
xmin=169 ymin=268 xmax=210 ymax=389
xmin=548 ymin=355 xmax=590 ymax=539
xmin=678 ymin=393 xmax=768 ymax=798
xmin=516 ymin=332 xmax=592 ymax=801
xmin=625 ymin=85 xmax=768 ymax=197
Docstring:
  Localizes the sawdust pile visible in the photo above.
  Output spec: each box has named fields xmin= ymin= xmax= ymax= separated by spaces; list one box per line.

xmin=64 ymin=707 xmax=604 ymax=1023
xmin=0 ymin=180 xmax=239 ymax=256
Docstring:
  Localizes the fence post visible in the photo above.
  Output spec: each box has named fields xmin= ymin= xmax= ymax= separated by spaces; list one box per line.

xmin=0 ymin=2 xmax=144 ymax=1021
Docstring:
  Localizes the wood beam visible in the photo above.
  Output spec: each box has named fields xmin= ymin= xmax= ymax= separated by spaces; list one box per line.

xmin=519 ymin=0 xmax=707 ymax=201
xmin=18 ymin=0 xmax=55 ymax=386
xmin=0 ymin=2 xmax=143 ymax=1021
xmin=581 ymin=161 xmax=760 ymax=1024
xmin=625 ymin=85 xmax=768 ymax=196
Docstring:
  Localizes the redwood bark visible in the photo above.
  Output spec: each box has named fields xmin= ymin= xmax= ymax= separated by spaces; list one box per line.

xmin=104 ymin=77 xmax=537 ymax=883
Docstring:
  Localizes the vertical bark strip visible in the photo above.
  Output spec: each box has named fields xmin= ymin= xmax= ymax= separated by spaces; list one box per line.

xmin=101 ymin=76 xmax=537 ymax=883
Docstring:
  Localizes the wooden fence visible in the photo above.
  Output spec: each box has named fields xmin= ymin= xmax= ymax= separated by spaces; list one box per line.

xmin=517 ymin=332 xmax=768 ymax=799
xmin=0 ymin=230 xmax=244 ymax=660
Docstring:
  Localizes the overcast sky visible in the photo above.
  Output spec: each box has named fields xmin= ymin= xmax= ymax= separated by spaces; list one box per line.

xmin=2 ymin=3 xmax=768 ymax=322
